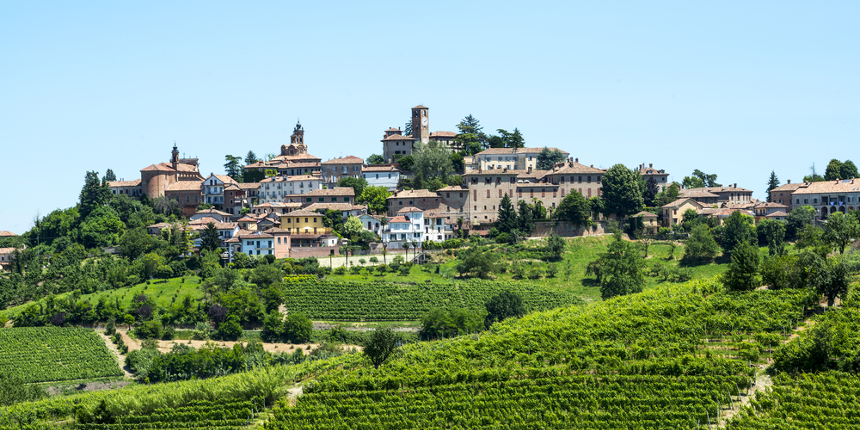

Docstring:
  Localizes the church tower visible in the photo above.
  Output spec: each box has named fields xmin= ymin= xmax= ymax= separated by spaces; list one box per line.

xmin=281 ymin=120 xmax=308 ymax=156
xmin=411 ymin=105 xmax=429 ymax=144
xmin=171 ymin=143 xmax=179 ymax=170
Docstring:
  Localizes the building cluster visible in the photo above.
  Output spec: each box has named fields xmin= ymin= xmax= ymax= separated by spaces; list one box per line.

xmin=93 ymin=103 xmax=848 ymax=262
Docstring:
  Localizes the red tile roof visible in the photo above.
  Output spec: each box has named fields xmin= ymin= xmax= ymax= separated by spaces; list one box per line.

xmin=0 ymin=231 xmax=17 ymax=237
xmin=322 ymin=156 xmax=363 ymax=164
xmin=387 ymin=189 xmax=438 ymax=199
xmin=108 ymin=179 xmax=142 ymax=187
xmin=165 ymin=180 xmax=204 ymax=191
xmin=430 ymin=131 xmax=458 ymax=138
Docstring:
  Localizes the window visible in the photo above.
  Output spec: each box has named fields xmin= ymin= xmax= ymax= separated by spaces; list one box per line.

xmin=486 ymin=190 xmax=490 ymax=198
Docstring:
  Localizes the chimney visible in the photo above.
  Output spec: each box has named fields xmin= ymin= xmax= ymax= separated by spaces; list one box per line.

xmin=787 ymin=179 xmax=791 ymax=184
xmin=734 ymin=183 xmax=737 ymax=188
xmin=649 ymin=163 xmax=653 ymax=168
xmin=528 ymin=166 xmax=532 ymax=174
xmin=575 ymin=158 xmax=578 ymax=163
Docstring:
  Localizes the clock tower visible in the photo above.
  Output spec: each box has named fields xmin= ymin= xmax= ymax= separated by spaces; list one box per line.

xmin=411 ymin=105 xmax=429 ymax=144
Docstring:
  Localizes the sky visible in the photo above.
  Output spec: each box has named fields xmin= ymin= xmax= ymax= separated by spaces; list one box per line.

xmin=1 ymin=1 xmax=858 ymax=234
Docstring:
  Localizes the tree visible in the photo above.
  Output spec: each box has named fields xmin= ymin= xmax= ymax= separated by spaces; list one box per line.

xmin=282 ymin=312 xmax=312 ymax=343
xmin=681 ymin=176 xmax=705 ymax=189
xmin=680 ymin=208 xmax=701 ymax=232
xmin=840 ymin=160 xmax=859 ymax=180
xmin=597 ymin=234 xmax=646 ymax=300
xmin=421 ymin=308 xmax=485 ymax=339
xmin=821 ymin=259 xmax=850 ymax=307
xmin=119 ymin=228 xmax=154 ymax=260
xmin=217 ymin=315 xmax=243 ymax=341
xmin=757 ymin=218 xmax=787 ymax=256
xmin=396 ymin=155 xmax=414 ymax=171
xmin=643 ymin=177 xmax=659 ymax=207
xmin=403 ymin=121 xmax=412 ymax=137
xmin=786 ymin=205 xmax=816 ymax=240
xmin=261 ymin=311 xmax=283 ymax=342
xmin=484 ymin=290 xmax=526 ymax=328
xmin=536 ymin=147 xmax=565 ymax=170
xmin=825 ymin=159 xmax=844 ymax=180
xmin=79 ymin=206 xmax=125 ymax=248
xmin=80 ymin=171 xmax=111 ymax=220
xmin=243 ymin=170 xmax=264 ymax=183
xmin=224 ymin=155 xmax=243 ymax=180
xmin=654 ymin=183 xmax=681 ymax=208
xmin=823 ymin=211 xmax=860 ymax=254
xmin=722 ymin=211 xmax=755 ymax=254
xmin=554 ymin=191 xmax=591 ymax=227
xmin=497 ymin=128 xmax=525 ymax=148
xmin=199 ymin=222 xmax=221 ymax=252
xmin=601 ymin=164 xmax=644 ymax=219
xmin=363 ymin=327 xmax=400 ymax=369
xmin=454 ymin=115 xmax=485 ymax=156
xmin=358 ymin=186 xmax=390 ymax=214
xmin=337 ymin=177 xmax=368 ymax=199
xmin=455 ymin=246 xmax=499 ymax=279
xmin=682 ymin=224 xmax=720 ymax=262
xmin=412 ymin=141 xmax=453 ymax=188
xmin=244 ymin=151 xmax=259 ymax=165
xmin=103 ymin=169 xmax=117 ymax=182
xmin=342 ymin=216 xmax=363 ymax=239
xmin=450 ymin=152 xmax=464 ymax=172
xmin=721 ymin=241 xmax=761 ymax=291
xmin=766 ymin=171 xmax=780 ymax=202
xmin=692 ymin=169 xmax=720 ymax=187
xmin=496 ymin=194 xmax=517 ymax=233
xmin=366 ymin=154 xmax=385 ymax=165
xmin=545 ymin=233 xmax=566 ymax=261
xmin=517 ymin=200 xmax=534 ymax=234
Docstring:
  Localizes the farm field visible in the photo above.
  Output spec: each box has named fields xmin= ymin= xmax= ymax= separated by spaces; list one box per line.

xmin=0 ymin=327 xmax=123 ymax=383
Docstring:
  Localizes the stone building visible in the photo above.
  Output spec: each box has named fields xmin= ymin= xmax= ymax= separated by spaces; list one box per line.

xmin=790 ymin=178 xmax=860 ymax=219
xmin=381 ymin=105 xmax=460 ymax=161
xmin=768 ymin=180 xmax=804 ymax=210
xmin=637 ymin=163 xmax=671 ymax=191
xmin=164 ymin=180 xmax=204 ymax=217
xmin=386 ymin=189 xmax=442 ymax=216
xmin=321 ymin=156 xmax=363 ymax=188
xmin=140 ymin=144 xmax=204 ymax=198
xmin=467 ymin=147 xmax=569 ymax=172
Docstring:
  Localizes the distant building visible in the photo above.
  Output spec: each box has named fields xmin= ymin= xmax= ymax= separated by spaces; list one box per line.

xmin=321 ymin=156 xmax=364 ymax=188
xmin=381 ymin=106 xmax=460 ymax=161
xmin=467 ymin=147 xmax=569 ymax=172
xmin=362 ymin=165 xmax=400 ymax=191
xmin=139 ymin=144 xmax=204 ymax=198
xmin=637 ymin=163 xmax=670 ymax=191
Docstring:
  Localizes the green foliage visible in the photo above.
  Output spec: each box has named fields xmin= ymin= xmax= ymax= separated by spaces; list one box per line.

xmin=601 ymin=164 xmax=645 ymax=219
xmin=342 ymin=216 xmax=363 ymax=239
xmin=643 ymin=177 xmax=659 ymax=207
xmin=682 ymin=224 xmax=720 ymax=262
xmin=722 ymin=210 xmax=755 ymax=254
xmin=358 ymin=185 xmax=390 ymax=215
xmin=79 ymin=206 xmax=125 ymax=248
xmin=544 ymin=233 xmax=566 ymax=261
xmin=421 ymin=308 xmax=486 ymax=338
xmin=654 ymin=182 xmax=680 ymax=208
xmin=363 ymin=327 xmax=400 ymax=369
xmin=79 ymin=170 xmax=112 ymax=220
xmin=554 ymin=190 xmax=591 ymax=227
xmin=366 ymin=154 xmax=385 ymax=165
xmin=0 ymin=372 xmax=48 ymax=406
xmin=199 ymin=222 xmax=221 ymax=252
xmin=454 ymin=114 xmax=485 ymax=156
xmin=412 ymin=141 xmax=453 ymax=188
xmin=283 ymin=312 xmax=312 ymax=344
xmin=223 ymin=155 xmax=243 ymax=180
xmin=825 ymin=158 xmax=844 ymax=180
xmin=721 ymin=242 xmax=761 ymax=291
xmin=765 ymin=171 xmax=780 ymax=201
xmin=756 ymin=218 xmax=786 ymax=256
xmin=760 ymin=255 xmax=801 ymax=290
xmin=597 ymin=234 xmax=646 ymax=300
xmin=536 ymin=147 xmax=565 ymax=170
xmin=395 ymin=155 xmax=414 ymax=171
xmin=0 ymin=327 xmax=122 ymax=383
xmin=455 ymin=246 xmax=499 ymax=279
xmin=823 ymin=211 xmax=860 ymax=254
xmin=216 ymin=315 xmax=243 ymax=341
xmin=134 ymin=320 xmax=163 ymax=340
xmin=517 ymin=200 xmax=534 ymax=234
xmin=484 ymin=290 xmax=526 ymax=328
xmin=336 ymin=176 xmax=368 ymax=199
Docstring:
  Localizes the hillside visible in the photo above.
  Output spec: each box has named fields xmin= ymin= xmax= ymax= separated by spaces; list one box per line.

xmin=0 ymin=276 xmax=833 ymax=429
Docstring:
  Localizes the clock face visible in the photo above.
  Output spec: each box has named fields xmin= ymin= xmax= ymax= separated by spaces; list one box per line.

xmin=421 ymin=117 xmax=428 ymax=127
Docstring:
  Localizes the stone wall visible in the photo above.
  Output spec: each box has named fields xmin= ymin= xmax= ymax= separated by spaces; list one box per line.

xmin=531 ymin=221 xmax=606 ymax=238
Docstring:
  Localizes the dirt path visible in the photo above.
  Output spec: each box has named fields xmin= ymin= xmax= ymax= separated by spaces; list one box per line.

xmin=114 ymin=329 xmax=362 ymax=354
xmin=96 ymin=330 xmax=134 ymax=379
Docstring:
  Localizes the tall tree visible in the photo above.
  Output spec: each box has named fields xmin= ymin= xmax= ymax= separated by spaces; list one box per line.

xmin=655 ymin=183 xmax=681 ymax=208
xmin=598 ymin=233 xmax=646 ymax=300
xmin=244 ymin=151 xmax=259 ymax=165
xmin=363 ymin=327 xmax=400 ymax=369
xmin=823 ymin=211 xmax=860 ymax=254
xmin=497 ymin=128 xmax=525 ymax=148
xmin=412 ymin=141 xmax=453 ymax=188
xmin=554 ymin=191 xmax=591 ymax=227
xmin=722 ymin=211 xmax=755 ymax=254
xmin=643 ymin=177 xmax=659 ymax=207
xmin=484 ymin=290 xmax=525 ymax=328
xmin=454 ymin=115 xmax=485 ymax=155
xmin=337 ymin=177 xmax=368 ymax=200
xmin=103 ymin=169 xmax=117 ymax=182
xmin=601 ymin=164 xmax=644 ymax=220
xmin=682 ymin=224 xmax=720 ymax=262
xmin=786 ymin=205 xmax=816 ymax=240
xmin=200 ymin=222 xmax=221 ymax=252
xmin=79 ymin=171 xmax=111 ymax=220
xmin=536 ymin=147 xmax=565 ymax=170
xmin=840 ymin=160 xmax=859 ymax=179
xmin=765 ymin=171 xmax=780 ymax=202
xmin=223 ymin=155 xmax=243 ymax=180
xmin=496 ymin=194 xmax=518 ymax=233
xmin=517 ymin=200 xmax=534 ymax=234
xmin=721 ymin=241 xmax=761 ymax=291
xmin=357 ymin=186 xmax=390 ymax=214
xmin=681 ymin=176 xmax=705 ymax=189
xmin=824 ymin=159 xmax=844 ymax=180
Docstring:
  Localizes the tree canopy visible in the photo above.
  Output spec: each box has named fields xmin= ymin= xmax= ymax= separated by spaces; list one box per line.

xmin=601 ymin=164 xmax=644 ymax=219
xmin=536 ymin=147 xmax=565 ymax=170
xmin=765 ymin=171 xmax=780 ymax=201
xmin=554 ymin=190 xmax=591 ymax=227
xmin=336 ymin=177 xmax=368 ymax=200
xmin=412 ymin=141 xmax=453 ymax=189
xmin=358 ymin=186 xmax=390 ymax=214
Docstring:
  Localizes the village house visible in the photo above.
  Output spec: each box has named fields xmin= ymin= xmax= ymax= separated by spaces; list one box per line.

xmin=259 ymin=175 xmax=323 ymax=204
xmin=467 ymin=147 xmax=569 ymax=172
xmin=293 ymin=187 xmax=355 ymax=205
xmin=164 ymin=180 xmax=204 ymax=217
xmin=190 ymin=209 xmax=232 ymax=223
xmin=321 ymin=156 xmax=364 ymax=188
xmin=753 ymin=202 xmax=790 ymax=218
xmin=790 ymin=178 xmax=860 ymax=219
xmin=637 ymin=164 xmax=671 ymax=191
xmin=107 ymin=179 xmax=143 ymax=197
xmin=279 ymin=210 xmax=330 ymax=235
xmin=386 ymin=189 xmax=441 ymax=216
xmin=139 ymin=145 xmax=204 ymax=198
xmin=634 ymin=211 xmax=660 ymax=234
xmin=382 ymin=207 xmax=425 ymax=249
xmin=362 ymin=164 xmax=401 ymax=191
xmin=661 ymin=198 xmax=703 ymax=227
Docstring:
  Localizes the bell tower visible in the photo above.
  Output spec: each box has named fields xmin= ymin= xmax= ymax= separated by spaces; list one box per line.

xmin=282 ymin=120 xmax=307 ymax=156
xmin=171 ymin=142 xmax=179 ymax=170
xmin=411 ymin=105 xmax=429 ymax=144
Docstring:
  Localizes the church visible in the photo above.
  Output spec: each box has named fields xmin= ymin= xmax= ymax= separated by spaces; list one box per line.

xmin=243 ymin=121 xmax=322 ymax=177
xmin=381 ymin=105 xmax=460 ymax=162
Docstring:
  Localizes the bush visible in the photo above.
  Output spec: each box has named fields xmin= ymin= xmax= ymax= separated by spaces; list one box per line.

xmin=369 ymin=257 xmax=379 ymax=264
xmin=105 ymin=317 xmax=116 ymax=336
xmin=216 ymin=315 xmax=243 ymax=341
xmin=721 ymin=242 xmax=761 ymax=291
xmin=283 ymin=312 xmax=312 ymax=344
xmin=134 ymin=320 xmax=163 ymax=340
xmin=333 ymin=266 xmax=347 ymax=275
xmin=162 ymin=326 xmax=175 ymax=340
xmin=484 ymin=290 xmax=526 ymax=329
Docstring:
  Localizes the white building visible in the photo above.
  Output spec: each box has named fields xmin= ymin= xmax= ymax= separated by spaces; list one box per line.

xmin=382 ymin=207 xmax=424 ymax=249
xmin=239 ymin=231 xmax=274 ymax=257
xmin=358 ymin=214 xmax=385 ymax=237
xmin=362 ymin=165 xmax=401 ymax=192
xmin=202 ymin=174 xmax=237 ymax=208
xmin=466 ymin=147 xmax=569 ymax=172
xmin=259 ymin=175 xmax=323 ymax=204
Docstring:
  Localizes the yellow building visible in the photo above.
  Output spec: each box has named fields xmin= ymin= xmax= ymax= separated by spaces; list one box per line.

xmin=634 ymin=211 xmax=660 ymax=234
xmin=279 ymin=210 xmax=330 ymax=234
xmin=661 ymin=198 xmax=703 ymax=227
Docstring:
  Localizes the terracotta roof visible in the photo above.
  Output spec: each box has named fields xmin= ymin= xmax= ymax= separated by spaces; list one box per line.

xmin=437 ymin=185 xmax=467 ymax=191
xmin=289 ymin=234 xmax=332 ymax=240
xmin=188 ymin=217 xmax=220 ymax=225
xmin=662 ymin=198 xmax=701 ymax=209
xmin=637 ymin=165 xmax=668 ymax=175
xmin=388 ymin=216 xmax=409 ymax=223
xmin=475 ymin=147 xmax=569 ymax=156
xmin=194 ymin=208 xmax=232 ymax=217
xmin=430 ymin=131 xmax=458 ymax=138
xmin=280 ymin=210 xmax=321 ymax=217
xmin=385 ymin=127 xmax=402 ymax=132
xmin=0 ymin=231 xmax=17 ymax=237
xmin=397 ymin=206 xmax=423 ymax=214
xmin=362 ymin=165 xmax=400 ymax=172
xmin=255 ymin=202 xmax=302 ymax=208
xmin=264 ymin=228 xmax=291 ymax=234
xmin=238 ymin=182 xmax=260 ymax=190
xmin=108 ymin=179 xmax=141 ymax=187
xmin=381 ymin=134 xmax=416 ymax=142
xmin=793 ymin=179 xmax=860 ymax=195
xmin=520 ymin=170 xmax=551 ymax=179
xmin=464 ymin=169 xmax=525 ymax=176
xmin=322 ymin=156 xmax=363 ymax=164
xmin=302 ymin=187 xmax=355 ymax=197
xmin=387 ymin=189 xmax=439 ymax=199
xmin=141 ymin=162 xmax=198 ymax=173
xmin=0 ymin=248 xmax=17 ymax=254
xmin=634 ymin=211 xmax=658 ymax=218
xmin=224 ymin=183 xmax=241 ymax=191
xmin=678 ymin=189 xmax=720 ymax=198
xmin=304 ymin=203 xmax=366 ymax=212
xmin=238 ymin=232 xmax=273 ymax=239
xmin=770 ymin=182 xmax=806 ymax=193
xmin=413 ymin=105 xmax=428 ymax=109
xmin=755 ymin=202 xmax=789 ymax=209
xmin=542 ymin=162 xmax=604 ymax=175
xmin=165 ymin=180 xmax=204 ymax=191
xmin=688 ymin=186 xmax=754 ymax=194
xmin=205 ymin=174 xmax=238 ymax=185
xmin=146 ymin=222 xmax=173 ymax=229
xmin=766 ymin=211 xmax=789 ymax=218
xmin=237 ymin=216 xmax=258 ymax=222
xmin=272 ymin=153 xmax=322 ymax=161
xmin=225 ymin=237 xmax=240 ymax=243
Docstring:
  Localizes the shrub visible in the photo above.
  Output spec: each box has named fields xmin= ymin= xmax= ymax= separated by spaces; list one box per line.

xmin=369 ymin=257 xmax=379 ymax=264
xmin=283 ymin=312 xmax=312 ymax=344
xmin=134 ymin=320 xmax=163 ymax=340
xmin=333 ymin=266 xmax=347 ymax=275
xmin=217 ymin=315 xmax=243 ymax=341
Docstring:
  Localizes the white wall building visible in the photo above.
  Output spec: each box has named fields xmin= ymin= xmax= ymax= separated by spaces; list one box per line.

xmin=202 ymin=174 xmax=237 ymax=208
xmin=259 ymin=175 xmax=323 ymax=203
xmin=239 ymin=232 xmax=274 ymax=257
xmin=381 ymin=207 xmax=424 ymax=249
xmin=362 ymin=165 xmax=401 ymax=191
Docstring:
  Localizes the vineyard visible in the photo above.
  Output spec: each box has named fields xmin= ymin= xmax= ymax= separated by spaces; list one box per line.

xmin=280 ymin=278 xmax=583 ymax=321
xmin=73 ymin=397 xmax=263 ymax=429
xmin=0 ymin=327 xmax=122 ymax=383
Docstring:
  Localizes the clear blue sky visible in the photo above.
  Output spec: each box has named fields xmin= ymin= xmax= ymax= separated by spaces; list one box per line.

xmin=1 ymin=2 xmax=857 ymax=234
